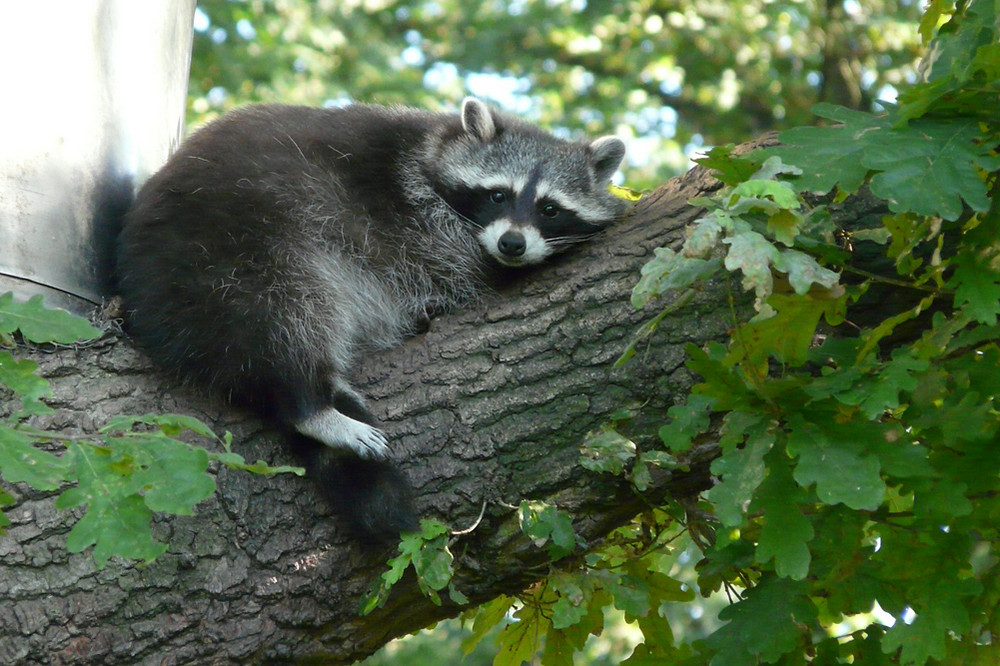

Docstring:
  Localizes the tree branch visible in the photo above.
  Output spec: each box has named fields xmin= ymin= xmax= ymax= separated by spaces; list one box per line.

xmin=1 ymin=134 xmax=886 ymax=665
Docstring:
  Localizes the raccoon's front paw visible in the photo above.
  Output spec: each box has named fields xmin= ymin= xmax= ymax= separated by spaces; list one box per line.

xmin=348 ymin=422 xmax=390 ymax=459
xmin=296 ymin=409 xmax=390 ymax=459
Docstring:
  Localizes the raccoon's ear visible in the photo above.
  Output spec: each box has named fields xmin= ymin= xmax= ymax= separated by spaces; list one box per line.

xmin=588 ymin=136 xmax=626 ymax=183
xmin=461 ymin=97 xmax=497 ymax=142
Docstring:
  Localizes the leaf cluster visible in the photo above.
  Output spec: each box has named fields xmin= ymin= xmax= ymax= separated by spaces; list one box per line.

xmin=460 ymin=504 xmax=697 ymax=666
xmin=0 ymin=295 xmax=301 ymax=566
xmin=361 ymin=518 xmax=469 ymax=615
xmin=408 ymin=2 xmax=1000 ymax=663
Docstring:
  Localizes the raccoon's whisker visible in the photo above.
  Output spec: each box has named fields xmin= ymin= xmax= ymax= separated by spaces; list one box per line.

xmin=545 ymin=234 xmax=601 ymax=246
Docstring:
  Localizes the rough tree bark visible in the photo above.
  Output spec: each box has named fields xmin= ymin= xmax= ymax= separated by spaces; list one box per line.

xmin=0 ymin=135 xmax=886 ymax=664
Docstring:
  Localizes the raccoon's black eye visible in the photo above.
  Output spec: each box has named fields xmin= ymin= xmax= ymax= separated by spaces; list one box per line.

xmin=540 ymin=203 xmax=562 ymax=218
xmin=489 ymin=191 xmax=506 ymax=204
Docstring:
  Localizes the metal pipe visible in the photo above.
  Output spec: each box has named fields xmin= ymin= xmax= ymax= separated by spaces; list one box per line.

xmin=0 ymin=1 xmax=196 ymax=314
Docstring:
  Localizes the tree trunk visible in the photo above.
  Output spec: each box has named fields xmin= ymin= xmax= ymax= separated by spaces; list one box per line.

xmin=0 ymin=135 xmax=880 ymax=664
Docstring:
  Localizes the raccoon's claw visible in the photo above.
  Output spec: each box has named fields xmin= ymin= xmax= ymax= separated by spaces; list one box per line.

xmin=350 ymin=423 xmax=390 ymax=459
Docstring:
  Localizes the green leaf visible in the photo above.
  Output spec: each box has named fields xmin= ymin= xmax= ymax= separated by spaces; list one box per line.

xmin=550 ymin=573 xmax=591 ymax=630
xmin=707 ymin=577 xmax=816 ymax=666
xmin=364 ymin=518 xmax=456 ymax=613
xmin=773 ymin=249 xmax=841 ymax=295
xmin=608 ymin=574 xmax=652 ymax=621
xmin=788 ymin=415 xmax=885 ymax=511
xmin=802 ymin=364 xmax=863 ymax=402
xmin=461 ymin=595 xmax=513 ymax=656
xmin=59 ymin=443 xmax=168 ymax=567
xmin=736 ymin=293 xmax=846 ymax=367
xmin=519 ymin=500 xmax=580 ymax=559
xmin=111 ymin=435 xmax=216 ymax=515
xmin=882 ymin=212 xmax=933 ymax=276
xmin=858 ymin=351 xmax=930 ymax=419
xmin=644 ymin=566 xmax=695 ymax=604
xmin=212 ymin=436 xmax=303 ymax=476
xmin=766 ymin=209 xmax=803 ymax=246
xmin=385 ymin=533 xmax=422 ymax=585
xmin=730 ymin=178 xmax=801 ymax=210
xmin=53 ymin=435 xmax=217 ymax=567
xmin=0 ymin=352 xmax=53 ymax=415
xmin=707 ymin=420 xmax=774 ymax=527
xmin=863 ymin=118 xmax=998 ymax=221
xmin=915 ymin=388 xmax=998 ymax=445
xmin=683 ymin=213 xmax=724 ymax=257
xmin=101 ymin=412 xmax=219 ymax=440
xmin=64 ymin=492 xmax=167 ymax=567
xmin=764 ymin=108 xmax=997 ymax=222
xmin=541 ymin=625 xmax=576 ymax=666
xmin=412 ymin=534 xmax=454 ymax=593
xmin=657 ymin=395 xmax=714 ymax=453
xmin=911 ymin=477 xmax=973 ymax=522
xmin=686 ymin=343 xmax=753 ymax=410
xmin=632 ymin=247 xmax=721 ymax=308
xmin=759 ymin=104 xmax=893 ymax=195
xmin=0 ymin=486 xmax=12 ymax=535
xmin=100 ymin=420 xmax=303 ymax=478
xmin=563 ymin=589 xmax=610 ymax=651
xmin=495 ymin=600 xmax=549 ymax=666
xmin=630 ymin=455 xmax=652 ymax=492
xmin=418 ymin=517 xmax=449 ymax=540
xmin=918 ymin=0 xmax=952 ymax=43
xmin=751 ymin=452 xmax=814 ymax=580
xmin=722 ymin=229 xmax=780 ymax=304
xmin=0 ymin=427 xmax=70 ymax=490
xmin=580 ymin=429 xmax=636 ymax=475
xmin=0 ymin=293 xmax=102 ymax=344
xmin=902 ymin=0 xmax=1000 ymax=122
xmin=210 ymin=452 xmax=304 ymax=476
xmin=857 ymin=294 xmax=938 ymax=363
xmin=869 ymin=430 xmax=934 ymax=480
xmin=881 ymin=578 xmax=981 ymax=665
xmin=448 ymin=581 xmax=469 ymax=605
xmin=629 ymin=614 xmax=682 ymax=663
xmin=359 ymin=578 xmax=393 ymax=616
xmin=949 ymin=255 xmax=1000 ymax=325
xmin=832 ymin=348 xmax=931 ymax=418
xmin=750 ymin=155 xmax=804 ymax=182
xmin=694 ymin=144 xmax=763 ymax=186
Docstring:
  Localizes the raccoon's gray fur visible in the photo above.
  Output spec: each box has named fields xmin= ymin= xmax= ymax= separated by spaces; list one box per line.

xmin=116 ymin=98 xmax=626 ymax=541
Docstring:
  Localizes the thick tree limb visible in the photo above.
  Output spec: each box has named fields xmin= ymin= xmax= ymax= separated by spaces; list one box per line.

xmin=1 ymin=135 xmax=884 ymax=664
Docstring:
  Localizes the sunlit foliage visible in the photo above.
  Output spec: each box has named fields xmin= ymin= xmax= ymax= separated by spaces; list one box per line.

xmin=189 ymin=0 xmax=924 ymax=186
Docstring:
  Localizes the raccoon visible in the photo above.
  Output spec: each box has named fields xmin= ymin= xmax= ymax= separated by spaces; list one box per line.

xmin=116 ymin=98 xmax=627 ymax=541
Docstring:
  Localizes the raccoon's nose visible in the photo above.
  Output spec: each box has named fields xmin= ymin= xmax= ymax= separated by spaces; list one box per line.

xmin=498 ymin=230 xmax=526 ymax=257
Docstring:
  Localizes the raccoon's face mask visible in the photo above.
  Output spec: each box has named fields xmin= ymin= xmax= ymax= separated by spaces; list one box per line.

xmin=433 ymin=98 xmax=627 ymax=267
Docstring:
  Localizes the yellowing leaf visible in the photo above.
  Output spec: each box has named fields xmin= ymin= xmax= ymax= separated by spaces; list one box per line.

xmin=609 ymin=184 xmax=643 ymax=202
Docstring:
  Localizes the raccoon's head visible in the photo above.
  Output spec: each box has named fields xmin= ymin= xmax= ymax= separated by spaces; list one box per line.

xmin=430 ymin=98 xmax=627 ymax=267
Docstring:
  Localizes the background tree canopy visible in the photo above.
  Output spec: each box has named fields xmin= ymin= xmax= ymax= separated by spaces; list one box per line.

xmin=188 ymin=0 xmax=924 ymax=186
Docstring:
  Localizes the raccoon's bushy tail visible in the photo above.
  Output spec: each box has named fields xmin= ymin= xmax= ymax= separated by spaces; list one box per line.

xmin=290 ymin=433 xmax=418 ymax=543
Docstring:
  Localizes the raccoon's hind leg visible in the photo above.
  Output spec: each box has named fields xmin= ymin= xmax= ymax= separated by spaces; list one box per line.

xmin=294 ymin=380 xmax=389 ymax=459
xmin=288 ymin=378 xmax=416 ymax=541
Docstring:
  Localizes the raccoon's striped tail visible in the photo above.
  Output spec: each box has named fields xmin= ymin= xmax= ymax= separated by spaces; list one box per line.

xmin=289 ymin=433 xmax=418 ymax=543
